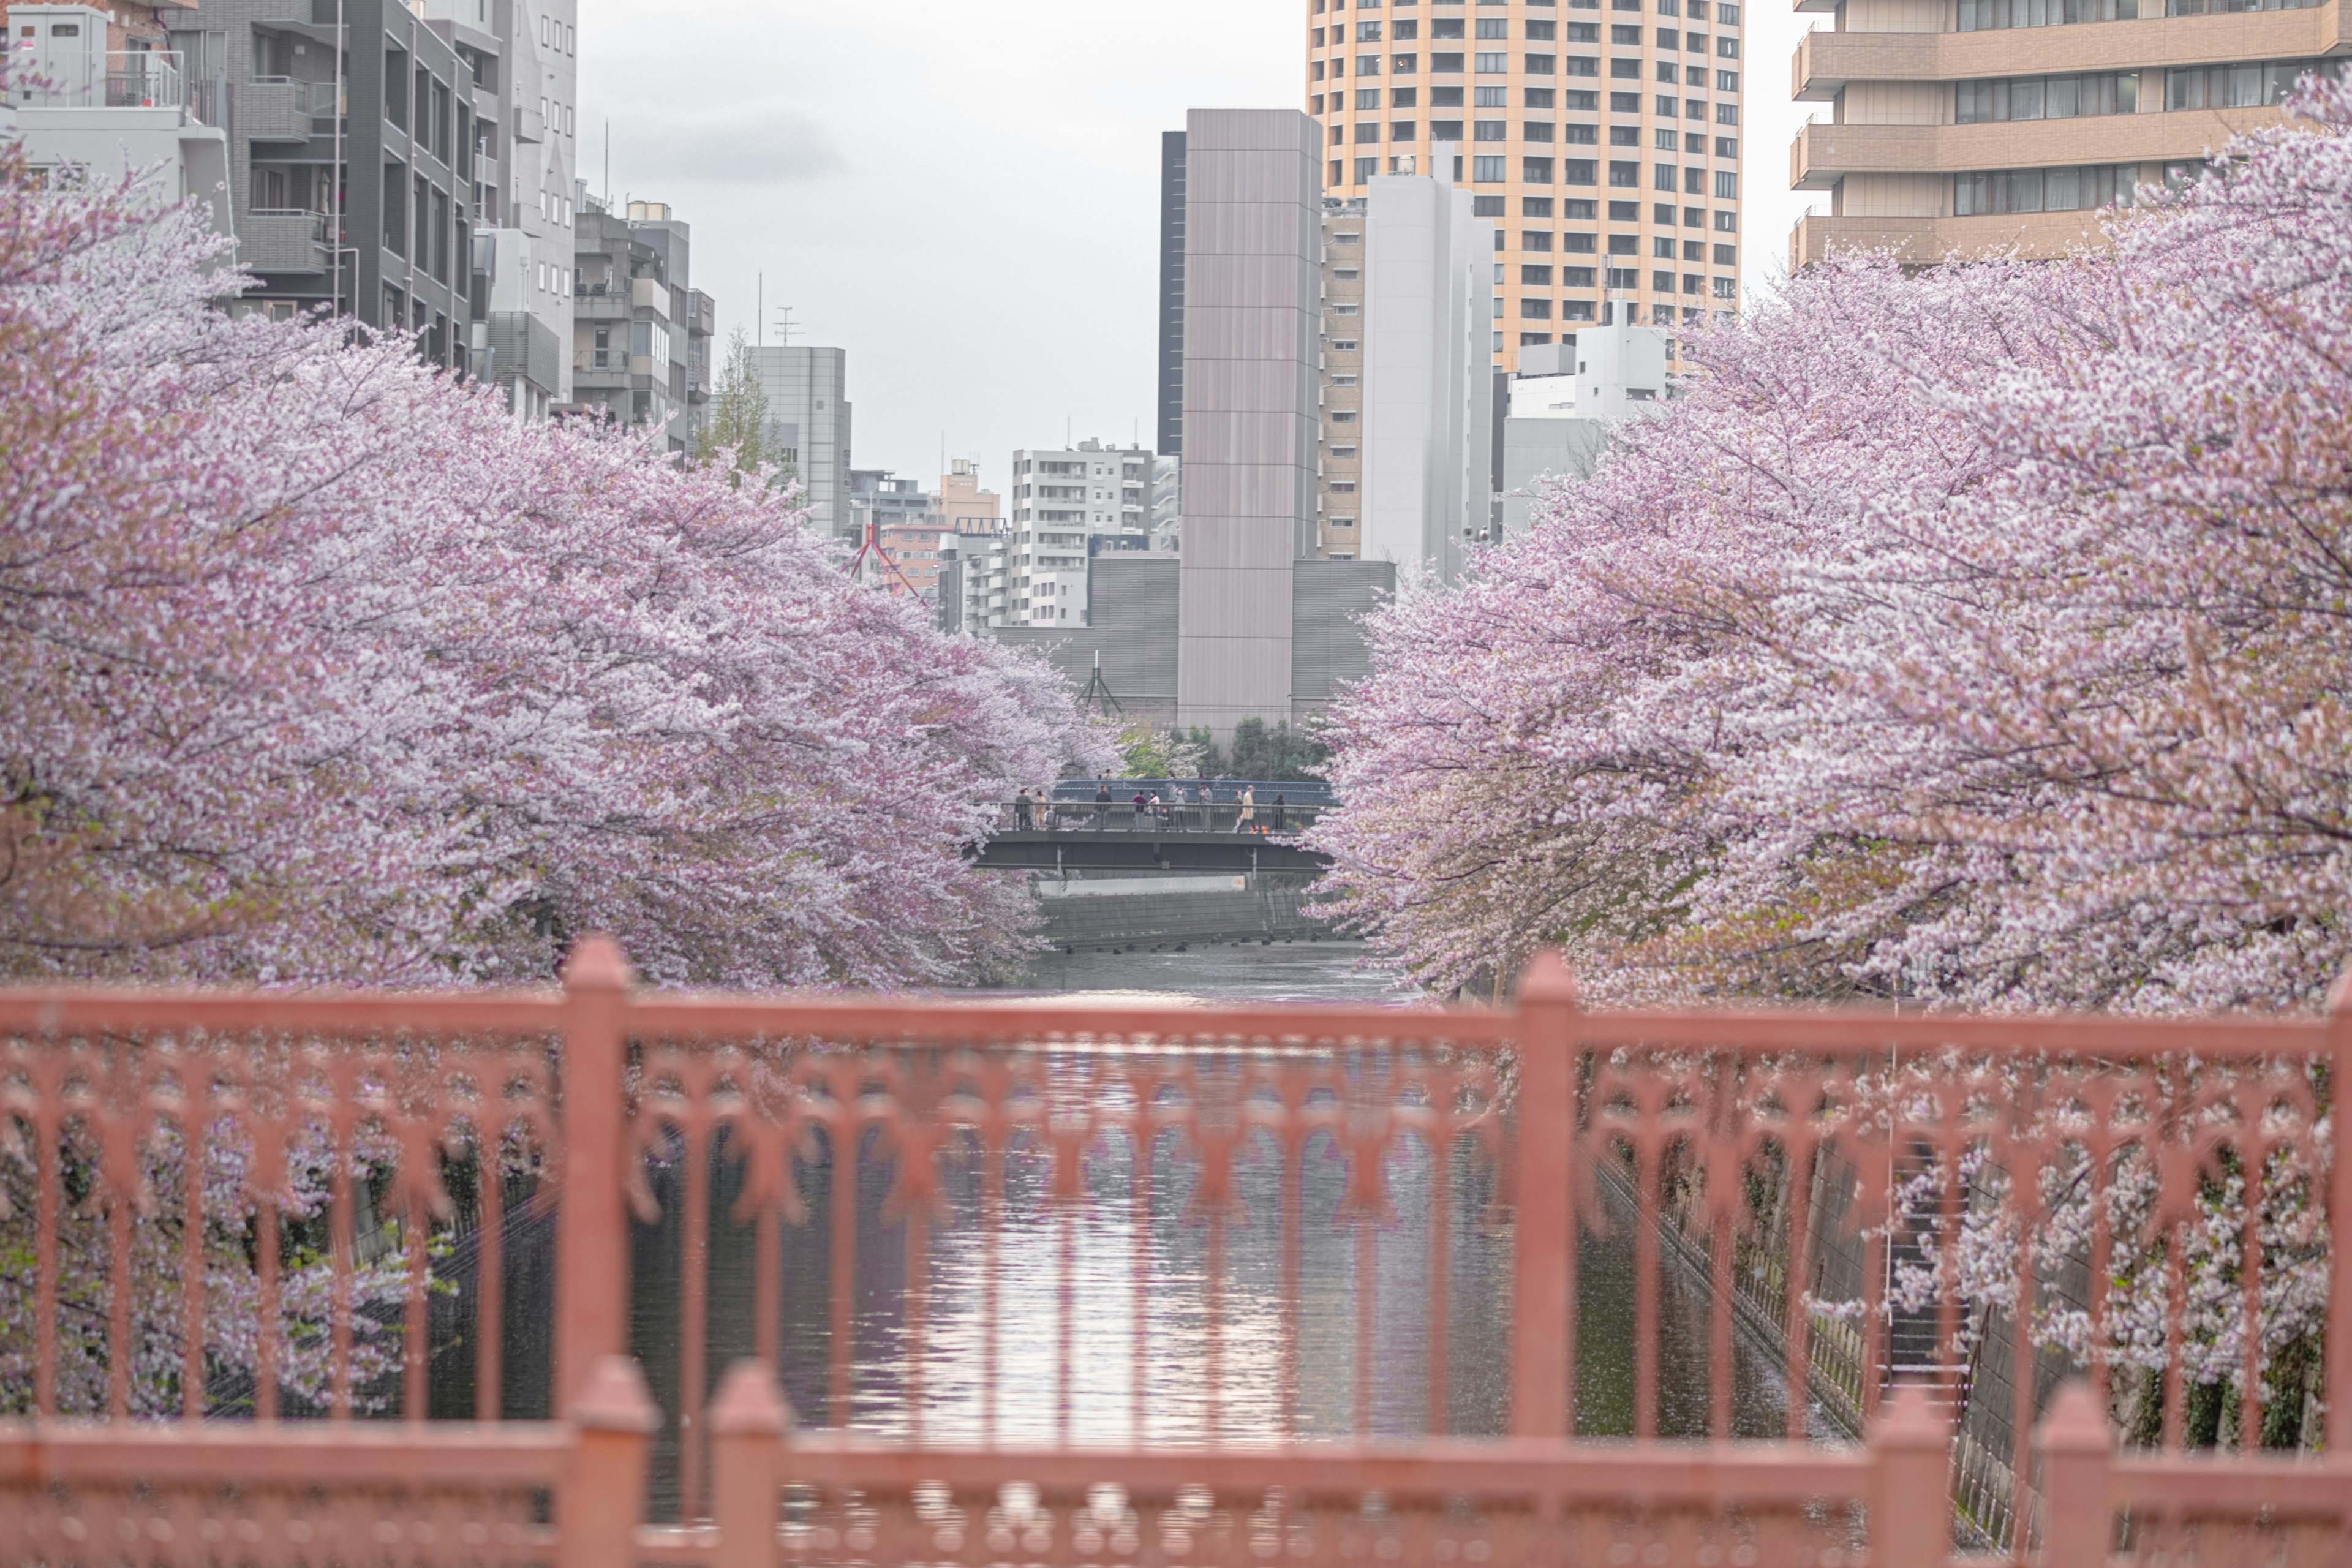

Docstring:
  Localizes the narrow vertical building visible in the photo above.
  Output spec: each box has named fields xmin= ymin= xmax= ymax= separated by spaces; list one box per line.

xmin=746 ymin=345 xmax=853 ymax=540
xmin=1158 ymin=128 xmax=1189 ymax=458
xmin=1790 ymin=0 xmax=2343 ymax=263
xmin=1306 ymin=0 xmax=1748 ymax=377
xmin=1175 ymin=108 xmax=1323 ymax=741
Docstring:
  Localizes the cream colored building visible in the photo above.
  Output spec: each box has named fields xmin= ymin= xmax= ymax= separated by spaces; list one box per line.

xmin=1308 ymin=0 xmax=1749 ymax=375
xmin=1791 ymin=0 xmax=2343 ymax=263
xmin=938 ymin=458 xmax=1001 ymax=536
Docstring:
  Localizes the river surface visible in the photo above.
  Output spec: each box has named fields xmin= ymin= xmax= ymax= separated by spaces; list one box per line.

xmin=630 ymin=941 xmax=1798 ymax=1514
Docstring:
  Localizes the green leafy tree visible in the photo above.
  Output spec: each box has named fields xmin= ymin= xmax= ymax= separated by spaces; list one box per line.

xmin=694 ymin=330 xmax=771 ymax=480
xmin=1226 ymin=718 xmax=1329 ymax=782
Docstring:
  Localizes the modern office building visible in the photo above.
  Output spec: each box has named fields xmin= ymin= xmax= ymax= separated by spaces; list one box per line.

xmin=1789 ymin=0 xmax=2344 ymax=264
xmin=1321 ymin=173 xmax=1496 ymax=578
xmin=1175 ymin=108 xmax=1324 ymax=737
xmin=1306 ymin=0 xmax=1747 ymax=374
xmin=4 ymin=3 xmax=232 ymax=240
xmin=569 ymin=194 xmax=708 ymax=453
xmin=168 ymin=0 xmax=484 ymax=368
xmin=418 ymin=0 xmax=575 ymax=417
xmin=746 ymin=345 xmax=852 ymax=538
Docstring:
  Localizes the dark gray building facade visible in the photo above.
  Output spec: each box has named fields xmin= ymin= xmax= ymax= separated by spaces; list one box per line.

xmin=1156 ymin=128 xmax=1187 ymax=459
xmin=190 ymin=0 xmax=481 ymax=369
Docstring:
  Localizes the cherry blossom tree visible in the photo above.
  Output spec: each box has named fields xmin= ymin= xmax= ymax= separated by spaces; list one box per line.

xmin=1314 ymin=80 xmax=2352 ymax=1018
xmin=0 ymin=132 xmax=1109 ymax=992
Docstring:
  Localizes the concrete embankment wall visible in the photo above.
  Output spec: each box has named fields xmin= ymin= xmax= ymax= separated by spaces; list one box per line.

xmin=1031 ymin=873 xmax=1336 ymax=948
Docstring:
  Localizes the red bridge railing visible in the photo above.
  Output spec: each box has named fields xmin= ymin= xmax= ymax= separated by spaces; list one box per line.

xmin=1 ymin=940 xmax=2348 ymax=1567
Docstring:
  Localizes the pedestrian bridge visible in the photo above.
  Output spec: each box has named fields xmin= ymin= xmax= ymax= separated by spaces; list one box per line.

xmin=971 ymin=800 xmax=1335 ymax=874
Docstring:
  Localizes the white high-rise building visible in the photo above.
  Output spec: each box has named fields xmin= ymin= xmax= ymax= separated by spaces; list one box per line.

xmin=747 ymin=346 xmax=853 ymax=539
xmin=1002 ymin=440 xmax=1152 ymax=627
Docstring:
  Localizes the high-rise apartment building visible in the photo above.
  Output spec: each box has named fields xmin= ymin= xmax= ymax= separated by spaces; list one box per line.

xmin=1002 ymin=441 xmax=1153 ymax=627
xmin=1317 ymin=176 xmax=1496 ymax=577
xmin=1790 ymin=0 xmax=2343 ymax=264
xmin=569 ymin=193 xmax=709 ymax=454
xmin=938 ymin=459 xmax=1001 ymax=536
xmin=179 ymin=0 xmax=486 ymax=368
xmin=1306 ymin=0 xmax=1748 ymax=374
xmin=418 ymin=0 xmax=576 ymax=417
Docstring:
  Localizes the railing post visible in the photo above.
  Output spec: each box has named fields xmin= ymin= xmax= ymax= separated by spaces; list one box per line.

xmin=564 ymin=1355 xmax=659 ymax=1568
xmin=1871 ymin=1382 xmax=1950 ymax=1568
xmin=1510 ymin=950 xmax=1580 ymax=1439
xmin=2329 ymin=968 xmax=2352 ymax=1457
xmin=558 ymin=936 xmax=633 ymax=1417
xmin=711 ymin=1359 xmax=790 ymax=1568
xmin=2034 ymin=1382 xmax=2111 ymax=1568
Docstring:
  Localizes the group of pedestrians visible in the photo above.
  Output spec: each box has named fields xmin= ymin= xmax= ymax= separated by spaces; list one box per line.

xmin=1006 ymin=781 xmax=1301 ymax=835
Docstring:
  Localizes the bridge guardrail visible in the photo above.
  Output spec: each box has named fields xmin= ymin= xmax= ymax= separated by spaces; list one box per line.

xmin=3 ymin=943 xmax=2349 ymax=1566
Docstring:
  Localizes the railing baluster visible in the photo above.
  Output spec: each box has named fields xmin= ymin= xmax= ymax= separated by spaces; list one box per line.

xmin=1783 ymin=1139 xmax=1818 ymax=1444
xmin=107 ymin=1159 xmax=132 ymax=1420
xmin=2328 ymin=967 xmax=2352 ymax=1457
xmin=181 ymin=1104 xmax=208 ymax=1420
xmin=1130 ymin=1098 xmax=1151 ymax=1447
xmin=2236 ymin=1152 xmax=2264 ymax=1451
xmin=679 ymin=1120 xmax=710 ymax=1513
xmin=2009 ymin=1209 xmax=2038 ymax=1559
xmin=827 ymin=1106 xmax=857 ymax=1430
xmin=984 ymin=1123 xmax=1005 ymax=1445
xmin=255 ymin=1194 xmax=281 ymax=1422
xmin=404 ymin=1184 xmax=429 ymax=1422
xmin=1281 ymin=1080 xmax=1303 ymax=1440
xmin=476 ymin=1139 xmax=505 ymax=1422
xmin=556 ymin=937 xmax=633 ymax=1419
xmin=1634 ymin=1139 xmax=1660 ymax=1441
xmin=1509 ymin=954 xmax=1579 ymax=1439
xmin=1936 ymin=1140 xmax=1964 ymax=1411
xmin=1426 ymin=1078 xmax=1455 ymax=1438
xmin=33 ymin=1102 xmax=58 ymax=1419
xmin=329 ymin=1118 xmax=354 ymax=1420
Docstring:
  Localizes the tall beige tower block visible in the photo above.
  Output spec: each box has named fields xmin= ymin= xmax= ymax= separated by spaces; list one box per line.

xmin=1175 ymin=109 xmax=1325 ymax=741
xmin=1308 ymin=0 xmax=1751 ymax=377
xmin=1790 ymin=0 xmax=2343 ymax=264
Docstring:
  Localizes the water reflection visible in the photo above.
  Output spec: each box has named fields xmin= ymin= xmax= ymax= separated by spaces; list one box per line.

xmin=628 ymin=943 xmax=1803 ymax=1519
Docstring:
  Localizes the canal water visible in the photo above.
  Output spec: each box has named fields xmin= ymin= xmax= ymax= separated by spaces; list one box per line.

xmin=628 ymin=942 xmax=1800 ymax=1512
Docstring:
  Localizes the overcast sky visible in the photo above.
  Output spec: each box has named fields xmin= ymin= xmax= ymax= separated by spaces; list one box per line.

xmin=575 ymin=0 xmax=1826 ymax=489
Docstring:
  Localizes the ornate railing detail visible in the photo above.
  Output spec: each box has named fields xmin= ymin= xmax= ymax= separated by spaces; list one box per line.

xmin=0 ymin=942 xmax=2346 ymax=1567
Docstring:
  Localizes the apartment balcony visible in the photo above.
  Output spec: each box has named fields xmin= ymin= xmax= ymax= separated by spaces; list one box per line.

xmin=1792 ymin=206 xmax=2120 ymax=263
xmin=241 ymin=77 xmax=341 ymax=140
xmin=1792 ymin=3 xmax=2340 ymax=97
xmin=575 ymin=290 xmax=633 ymax=322
xmin=1791 ymin=102 xmax=2285 ymax=187
xmin=244 ymin=209 xmax=328 ymax=274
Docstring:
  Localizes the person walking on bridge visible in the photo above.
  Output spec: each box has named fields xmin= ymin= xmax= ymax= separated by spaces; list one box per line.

xmin=1014 ymin=790 xmax=1034 ymax=831
xmin=1093 ymin=779 xmax=1112 ymax=831
xmin=1270 ymin=793 xmax=1287 ymax=834
xmin=1237 ymin=785 xmax=1256 ymax=834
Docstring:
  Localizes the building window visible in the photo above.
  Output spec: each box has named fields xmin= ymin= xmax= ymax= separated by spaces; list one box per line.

xmin=1714 ymin=208 xmax=1737 ymax=230
xmin=1525 ymin=120 xmax=1556 ymax=141
xmin=1473 ymin=155 xmax=1507 ymax=181
xmin=1476 ymin=51 xmax=1509 ymax=72
xmin=1432 ymin=119 xmax=1466 ymax=138
xmin=1719 ymin=3 xmax=1742 ymax=21
xmin=1564 ymin=266 xmax=1597 ymax=287
xmin=1522 ymin=264 xmax=1555 ymax=284
xmin=1565 ymin=299 xmax=1596 ymax=321
xmin=1525 ymin=157 xmax=1555 ymax=182
xmin=1714 ymin=170 xmax=1737 ymax=198
xmin=1473 ymin=194 xmax=1507 ymax=215
xmin=1611 ymin=125 xmax=1640 ymax=146
xmin=1685 ymin=166 xmax=1706 ymax=194
xmin=1521 ymin=297 xmax=1553 ymax=318
xmin=1523 ymin=230 xmax=1555 ymax=251
xmin=1357 ymin=121 xmax=1382 ymax=142
xmin=1713 ymin=276 xmax=1737 ymax=298
xmin=1565 ymin=232 xmax=1597 ymax=252
xmin=1525 ymin=53 xmax=1556 ymax=73
xmin=1611 ymin=58 xmax=1643 ymax=78
xmin=1392 ymin=121 xmax=1419 ymax=143
xmin=1565 ymin=159 xmax=1597 ymax=184
xmin=1355 ymin=156 xmax=1380 ymax=183
xmin=1717 ymin=70 xmax=1739 ymax=91
xmin=1525 ymin=195 xmax=1557 ymax=216
xmin=1565 ymin=123 xmax=1598 ymax=143
xmin=1610 ymin=160 xmax=1639 ymax=186
xmin=1608 ymin=233 xmax=1639 ymax=255
xmin=1476 ymin=118 xmax=1509 ymax=140
xmin=1432 ymin=51 xmax=1465 ymax=72
xmin=1393 ymin=85 xmax=1420 ymax=106
xmin=1683 ymin=273 xmax=1703 ymax=294
xmin=1566 ymin=55 xmax=1600 ymax=76
xmin=1714 ymin=243 xmax=1736 ymax=265
xmin=1655 ymin=162 xmax=1678 ymax=190
xmin=1477 ymin=17 xmax=1510 ymax=36
xmin=1717 ymin=136 xmax=1738 ymax=157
